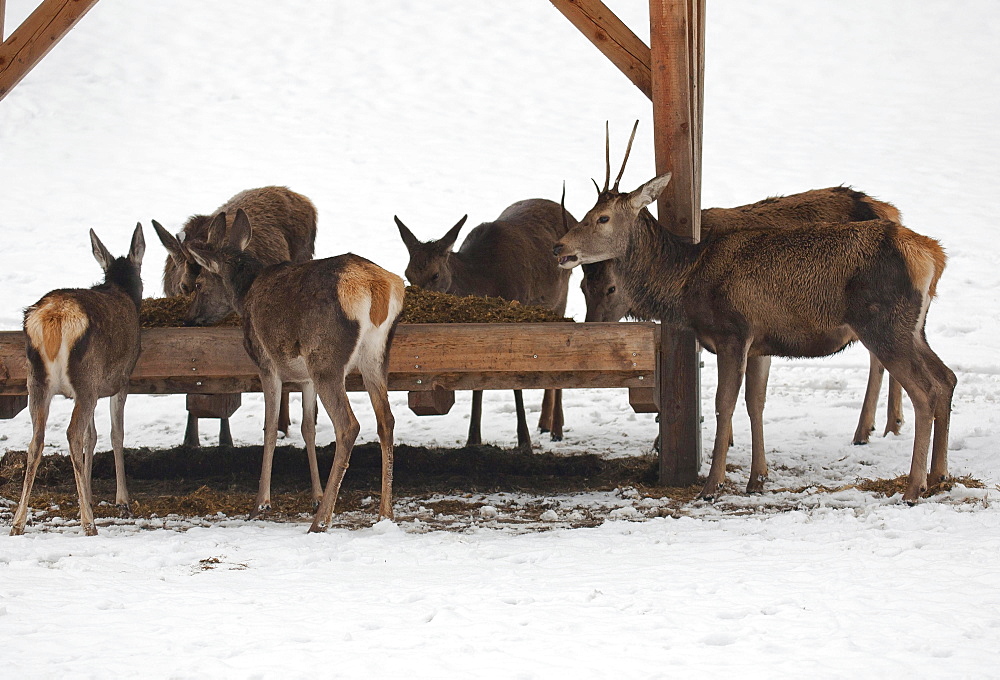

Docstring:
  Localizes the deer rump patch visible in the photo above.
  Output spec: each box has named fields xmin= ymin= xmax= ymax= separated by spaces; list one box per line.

xmin=25 ymin=294 xmax=89 ymax=363
xmin=337 ymin=262 xmax=394 ymax=327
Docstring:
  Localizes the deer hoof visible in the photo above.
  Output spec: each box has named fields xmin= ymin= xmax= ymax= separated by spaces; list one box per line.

xmin=248 ymin=503 xmax=271 ymax=519
xmin=308 ymin=521 xmax=328 ymax=534
xmin=746 ymin=476 xmax=767 ymax=494
xmin=116 ymin=503 xmax=134 ymax=519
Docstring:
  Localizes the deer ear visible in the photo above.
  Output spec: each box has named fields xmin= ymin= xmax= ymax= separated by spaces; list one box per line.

xmin=129 ymin=223 xmax=146 ymax=266
xmin=440 ymin=215 xmax=468 ymax=252
xmin=207 ymin=211 xmax=228 ymax=244
xmin=187 ymin=244 xmax=221 ymax=275
xmin=394 ymin=216 xmax=420 ymax=252
xmin=152 ymin=220 xmax=184 ymax=264
xmin=229 ymin=209 xmax=252 ymax=251
xmin=627 ymin=173 xmax=672 ymax=211
xmin=90 ymin=229 xmax=114 ymax=272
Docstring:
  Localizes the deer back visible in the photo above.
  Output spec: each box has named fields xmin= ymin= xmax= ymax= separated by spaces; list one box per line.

xmin=24 ymin=226 xmax=144 ymax=399
xmin=398 ymin=198 xmax=576 ymax=313
xmin=183 ymin=186 xmax=318 ymax=325
xmin=239 ymin=254 xmax=405 ymax=380
xmin=581 ymin=187 xmax=901 ymax=323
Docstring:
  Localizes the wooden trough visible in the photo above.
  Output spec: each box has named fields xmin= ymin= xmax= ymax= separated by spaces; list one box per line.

xmin=0 ymin=322 xmax=695 ymax=483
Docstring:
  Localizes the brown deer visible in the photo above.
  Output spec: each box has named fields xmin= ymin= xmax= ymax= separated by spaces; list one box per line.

xmin=186 ymin=209 xmax=404 ymax=531
xmin=152 ymin=186 xmax=317 ymax=447
xmin=11 ymin=225 xmax=145 ymax=536
xmin=554 ymin=126 xmax=955 ymax=503
xmin=581 ymin=184 xmax=918 ymax=445
xmin=395 ymin=198 xmax=575 ymax=450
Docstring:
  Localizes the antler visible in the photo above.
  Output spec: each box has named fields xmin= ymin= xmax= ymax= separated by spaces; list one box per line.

xmin=603 ymin=121 xmax=611 ymax=193
xmin=612 ymin=120 xmax=640 ymax=193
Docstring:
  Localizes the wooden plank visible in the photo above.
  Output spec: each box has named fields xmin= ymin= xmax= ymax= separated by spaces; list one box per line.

xmin=549 ymin=0 xmax=652 ymax=100
xmin=0 ymin=322 xmax=658 ymax=394
xmin=407 ymin=388 xmax=455 ymax=416
xmin=0 ymin=0 xmax=101 ymax=101
xmin=0 ymin=394 xmax=27 ymax=419
xmin=628 ymin=386 xmax=658 ymax=413
xmin=186 ymin=393 xmax=241 ymax=419
xmin=649 ymin=0 xmax=703 ymax=486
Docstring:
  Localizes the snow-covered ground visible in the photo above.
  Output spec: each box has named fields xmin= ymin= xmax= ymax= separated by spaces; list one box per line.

xmin=2 ymin=1 xmax=1000 ymax=676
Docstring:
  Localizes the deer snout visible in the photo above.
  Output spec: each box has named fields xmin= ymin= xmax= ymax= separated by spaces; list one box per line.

xmin=553 ymin=242 xmax=579 ymax=268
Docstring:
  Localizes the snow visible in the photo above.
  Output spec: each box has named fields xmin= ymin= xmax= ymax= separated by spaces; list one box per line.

xmin=2 ymin=0 xmax=1000 ymax=676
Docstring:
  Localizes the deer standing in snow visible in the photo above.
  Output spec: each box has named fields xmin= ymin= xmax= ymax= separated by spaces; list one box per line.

xmin=11 ymin=225 xmax=145 ymax=536
xmin=153 ymin=186 xmax=317 ymax=447
xmin=581 ymin=183 xmax=922 ymax=445
xmin=187 ymin=209 xmax=404 ymax=531
xmin=554 ymin=125 xmax=955 ymax=503
xmin=395 ymin=198 xmax=575 ymax=450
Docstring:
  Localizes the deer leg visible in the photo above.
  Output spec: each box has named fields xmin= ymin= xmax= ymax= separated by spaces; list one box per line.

xmin=549 ymin=389 xmax=564 ymax=442
xmin=83 ymin=415 xmax=97 ymax=504
xmin=68 ymin=397 xmax=99 ymax=536
xmin=699 ymin=342 xmax=748 ymax=500
xmin=923 ymin=344 xmax=957 ymax=485
xmin=854 ymin=353 xmax=885 ymax=445
xmin=109 ymin=390 xmax=132 ymax=516
xmin=301 ymin=381 xmax=323 ymax=509
xmin=218 ymin=418 xmax=233 ymax=447
xmin=884 ymin=375 xmax=904 ymax=437
xmin=10 ymin=386 xmax=52 ymax=536
xmin=538 ymin=389 xmax=553 ymax=434
xmin=362 ymin=371 xmax=396 ymax=520
xmin=250 ymin=372 xmax=283 ymax=519
xmin=745 ymin=355 xmax=771 ymax=494
xmin=278 ymin=391 xmax=291 ymax=437
xmin=310 ymin=376 xmax=361 ymax=533
xmin=466 ymin=390 xmax=483 ymax=447
xmin=514 ymin=390 xmax=531 ymax=452
xmin=183 ymin=413 xmax=200 ymax=448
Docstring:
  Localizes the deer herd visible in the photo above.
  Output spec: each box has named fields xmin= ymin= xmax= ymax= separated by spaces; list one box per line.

xmin=9 ymin=123 xmax=956 ymax=536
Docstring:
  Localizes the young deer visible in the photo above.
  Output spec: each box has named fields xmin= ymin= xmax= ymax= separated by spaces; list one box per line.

xmin=11 ymin=225 xmax=145 ymax=536
xmin=554 ymin=127 xmax=955 ymax=503
xmin=153 ymin=186 xmax=317 ymax=447
xmin=581 ymin=183 xmax=919 ymax=445
xmin=187 ymin=209 xmax=404 ymax=532
xmin=395 ymin=198 xmax=575 ymax=450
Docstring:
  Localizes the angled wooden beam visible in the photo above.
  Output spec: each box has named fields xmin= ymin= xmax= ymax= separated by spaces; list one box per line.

xmin=0 ymin=0 xmax=101 ymax=102
xmin=649 ymin=0 xmax=704 ymax=486
xmin=549 ymin=0 xmax=652 ymax=100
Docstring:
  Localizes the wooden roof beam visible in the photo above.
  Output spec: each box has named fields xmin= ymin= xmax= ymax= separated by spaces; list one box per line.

xmin=549 ymin=0 xmax=652 ymax=100
xmin=0 ymin=0 xmax=101 ymax=102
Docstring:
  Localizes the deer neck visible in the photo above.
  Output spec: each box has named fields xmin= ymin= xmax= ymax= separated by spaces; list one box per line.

xmin=227 ymin=253 xmax=267 ymax=317
xmin=442 ymin=251 xmax=480 ymax=296
xmin=615 ymin=209 xmax=701 ymax=324
xmin=100 ymin=259 xmax=143 ymax=309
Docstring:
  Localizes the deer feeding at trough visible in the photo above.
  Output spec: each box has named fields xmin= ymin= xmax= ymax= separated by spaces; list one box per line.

xmin=581 ymin=181 xmax=921 ymax=445
xmin=152 ymin=186 xmax=317 ymax=447
xmin=11 ymin=224 xmax=145 ymax=536
xmin=395 ymin=197 xmax=576 ymax=450
xmin=555 ymin=123 xmax=955 ymax=503
xmin=187 ymin=208 xmax=404 ymax=532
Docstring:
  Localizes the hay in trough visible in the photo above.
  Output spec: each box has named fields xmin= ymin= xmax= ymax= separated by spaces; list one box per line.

xmin=139 ymin=286 xmax=570 ymax=328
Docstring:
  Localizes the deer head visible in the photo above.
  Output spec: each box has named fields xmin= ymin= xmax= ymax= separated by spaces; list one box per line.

xmin=186 ymin=209 xmax=256 ymax=318
xmin=394 ymin=215 xmax=468 ymax=292
xmin=553 ymin=121 xmax=671 ymax=269
xmin=152 ymin=219 xmax=201 ymax=295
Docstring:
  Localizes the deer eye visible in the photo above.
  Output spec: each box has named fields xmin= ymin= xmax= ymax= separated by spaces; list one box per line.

xmin=607 ymin=286 xmax=616 ymax=295
xmin=598 ymin=216 xmax=610 ymax=224
xmin=431 ymin=273 xmax=439 ymax=282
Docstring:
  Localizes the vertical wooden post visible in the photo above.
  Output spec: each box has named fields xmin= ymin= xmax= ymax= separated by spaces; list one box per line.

xmin=649 ymin=0 xmax=703 ymax=486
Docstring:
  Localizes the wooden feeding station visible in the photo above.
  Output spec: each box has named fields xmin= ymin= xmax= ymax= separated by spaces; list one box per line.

xmin=0 ymin=0 xmax=705 ymax=485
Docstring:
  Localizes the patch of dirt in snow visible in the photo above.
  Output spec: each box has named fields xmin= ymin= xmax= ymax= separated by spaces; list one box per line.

xmin=0 ymin=444 xmax=988 ymax=534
